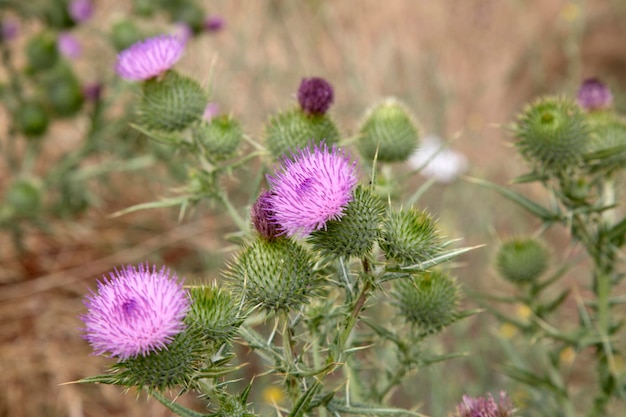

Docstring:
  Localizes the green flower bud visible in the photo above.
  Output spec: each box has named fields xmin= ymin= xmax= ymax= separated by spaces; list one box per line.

xmin=186 ymin=284 xmax=245 ymax=347
xmin=133 ymin=0 xmax=157 ymax=17
xmin=585 ymin=111 xmax=626 ymax=173
xmin=169 ymin=2 xmax=205 ymax=34
xmin=392 ymin=270 xmax=460 ymax=334
xmin=17 ymin=102 xmax=49 ymax=138
xmin=26 ymin=32 xmax=59 ymax=72
xmin=227 ymin=237 xmax=318 ymax=312
xmin=110 ymin=20 xmax=141 ymax=52
xmin=513 ymin=96 xmax=589 ymax=173
xmin=45 ymin=69 xmax=84 ymax=117
xmin=138 ymin=71 xmax=208 ymax=132
xmin=496 ymin=237 xmax=549 ymax=285
xmin=380 ymin=208 xmax=441 ymax=266
xmin=6 ymin=178 xmax=42 ymax=217
xmin=192 ymin=115 xmax=243 ymax=161
xmin=357 ymin=97 xmax=421 ymax=163
xmin=308 ymin=186 xmax=385 ymax=258
xmin=263 ymin=108 xmax=340 ymax=159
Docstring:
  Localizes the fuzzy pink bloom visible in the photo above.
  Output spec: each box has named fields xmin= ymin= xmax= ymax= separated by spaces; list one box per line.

xmin=81 ymin=264 xmax=189 ymax=360
xmin=69 ymin=0 xmax=94 ymax=23
xmin=453 ymin=392 xmax=515 ymax=417
xmin=267 ymin=143 xmax=358 ymax=237
xmin=577 ymin=77 xmax=613 ymax=111
xmin=115 ymin=34 xmax=185 ymax=81
xmin=202 ymin=102 xmax=220 ymax=122
xmin=57 ymin=32 xmax=82 ymax=59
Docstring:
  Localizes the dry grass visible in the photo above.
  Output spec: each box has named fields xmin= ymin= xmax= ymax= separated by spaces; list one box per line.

xmin=2 ymin=1 xmax=626 ymax=416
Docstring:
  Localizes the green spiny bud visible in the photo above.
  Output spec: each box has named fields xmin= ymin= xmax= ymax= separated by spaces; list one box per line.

xmin=308 ymin=186 xmax=385 ymax=258
xmin=138 ymin=71 xmax=208 ymax=132
xmin=380 ymin=208 xmax=441 ymax=266
xmin=227 ymin=237 xmax=318 ymax=312
xmin=45 ymin=69 xmax=84 ymax=117
xmin=263 ymin=108 xmax=340 ymax=159
xmin=6 ymin=178 xmax=42 ymax=218
xmin=392 ymin=270 xmax=460 ymax=334
xmin=192 ymin=114 xmax=243 ymax=161
xmin=496 ymin=237 xmax=549 ymax=285
xmin=513 ymin=96 xmax=589 ymax=173
xmin=357 ymin=97 xmax=421 ymax=163
xmin=186 ymin=284 xmax=245 ymax=347
xmin=17 ymin=101 xmax=49 ymax=138
xmin=26 ymin=32 xmax=58 ymax=72
xmin=585 ymin=111 xmax=626 ymax=173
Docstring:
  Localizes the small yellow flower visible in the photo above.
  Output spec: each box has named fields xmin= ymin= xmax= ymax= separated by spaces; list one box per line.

xmin=560 ymin=346 xmax=576 ymax=366
xmin=516 ymin=303 xmax=532 ymax=322
xmin=262 ymin=386 xmax=285 ymax=405
xmin=499 ymin=322 xmax=518 ymax=339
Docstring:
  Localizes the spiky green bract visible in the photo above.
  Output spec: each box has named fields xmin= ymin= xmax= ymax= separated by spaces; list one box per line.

xmin=263 ymin=108 xmax=340 ymax=159
xmin=585 ymin=111 xmax=626 ymax=173
xmin=380 ymin=208 xmax=441 ymax=266
xmin=186 ymin=284 xmax=245 ymax=348
xmin=513 ymin=96 xmax=589 ymax=173
xmin=227 ymin=237 xmax=318 ymax=312
xmin=496 ymin=237 xmax=549 ymax=286
xmin=392 ymin=270 xmax=460 ymax=334
xmin=357 ymin=97 xmax=421 ymax=163
xmin=192 ymin=114 xmax=243 ymax=161
xmin=111 ymin=328 xmax=205 ymax=392
xmin=308 ymin=186 xmax=385 ymax=258
xmin=138 ymin=71 xmax=208 ymax=132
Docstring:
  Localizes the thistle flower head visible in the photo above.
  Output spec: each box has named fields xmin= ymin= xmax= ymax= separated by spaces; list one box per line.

xmin=57 ymin=32 xmax=81 ymax=59
xmin=298 ymin=77 xmax=334 ymax=115
xmin=267 ymin=143 xmax=358 ymax=237
xmin=452 ymin=391 xmax=516 ymax=417
xmin=1 ymin=19 xmax=18 ymax=42
xmin=577 ymin=78 xmax=613 ymax=111
xmin=251 ymin=190 xmax=283 ymax=240
xmin=115 ymin=34 xmax=185 ymax=81
xmin=81 ymin=263 xmax=190 ymax=360
xmin=68 ymin=0 xmax=94 ymax=23
xmin=204 ymin=15 xmax=226 ymax=32
xmin=496 ymin=237 xmax=549 ymax=285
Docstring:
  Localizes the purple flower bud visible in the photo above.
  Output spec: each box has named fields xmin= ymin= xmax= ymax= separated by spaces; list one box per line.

xmin=69 ymin=0 xmax=94 ymax=24
xmin=202 ymin=102 xmax=220 ymax=122
xmin=81 ymin=263 xmax=190 ymax=360
xmin=577 ymin=77 xmax=613 ymax=111
xmin=204 ymin=15 xmax=225 ymax=33
xmin=57 ymin=32 xmax=82 ymax=59
xmin=297 ymin=77 xmax=334 ymax=115
xmin=115 ymin=34 xmax=185 ymax=81
xmin=82 ymin=82 xmax=103 ymax=102
xmin=251 ymin=190 xmax=283 ymax=240
xmin=1 ymin=19 xmax=19 ymax=41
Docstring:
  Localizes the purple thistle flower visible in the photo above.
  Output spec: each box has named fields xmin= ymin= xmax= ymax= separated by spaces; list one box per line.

xmin=297 ymin=77 xmax=334 ymax=115
xmin=267 ymin=142 xmax=358 ymax=237
xmin=203 ymin=102 xmax=220 ymax=122
xmin=577 ymin=77 xmax=613 ymax=111
xmin=81 ymin=263 xmax=190 ymax=361
xmin=453 ymin=392 xmax=515 ymax=417
xmin=204 ymin=15 xmax=226 ymax=33
xmin=69 ymin=0 xmax=94 ymax=23
xmin=115 ymin=34 xmax=185 ymax=81
xmin=251 ymin=190 xmax=283 ymax=240
xmin=1 ymin=19 xmax=19 ymax=41
xmin=57 ymin=32 xmax=82 ymax=59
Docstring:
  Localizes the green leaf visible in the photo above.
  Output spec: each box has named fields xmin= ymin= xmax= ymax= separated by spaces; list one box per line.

xmin=510 ymin=171 xmax=549 ymax=184
xmin=130 ymin=123 xmax=185 ymax=145
xmin=606 ymin=217 xmax=626 ymax=247
xmin=397 ymin=244 xmax=485 ymax=272
xmin=466 ymin=177 xmax=561 ymax=222
xmin=109 ymin=196 xmax=191 ymax=218
xmin=326 ymin=399 xmax=425 ymax=416
xmin=288 ymin=380 xmax=322 ymax=417
xmin=72 ymin=374 xmax=119 ymax=385
xmin=151 ymin=391 xmax=210 ymax=417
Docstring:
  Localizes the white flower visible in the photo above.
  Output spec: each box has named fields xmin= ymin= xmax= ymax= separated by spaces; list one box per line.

xmin=408 ymin=135 xmax=468 ymax=183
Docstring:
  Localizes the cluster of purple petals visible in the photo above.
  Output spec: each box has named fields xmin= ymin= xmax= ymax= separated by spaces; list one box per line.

xmin=297 ymin=77 xmax=334 ymax=115
xmin=115 ymin=34 xmax=185 ymax=81
xmin=81 ymin=263 xmax=189 ymax=361
xmin=453 ymin=392 xmax=515 ymax=417
xmin=577 ymin=78 xmax=613 ymax=111
xmin=69 ymin=0 xmax=94 ymax=23
xmin=265 ymin=142 xmax=358 ymax=237
xmin=58 ymin=32 xmax=82 ymax=59
xmin=251 ymin=190 xmax=283 ymax=240
xmin=1 ymin=19 xmax=18 ymax=41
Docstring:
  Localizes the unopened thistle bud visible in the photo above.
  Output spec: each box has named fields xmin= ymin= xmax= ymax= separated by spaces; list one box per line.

xmin=577 ymin=78 xmax=613 ymax=112
xmin=308 ymin=186 xmax=385 ymax=258
xmin=297 ymin=77 xmax=334 ymax=115
xmin=496 ymin=237 xmax=549 ymax=285
xmin=585 ymin=111 xmax=626 ymax=173
xmin=192 ymin=114 xmax=243 ymax=161
xmin=392 ymin=270 xmax=460 ymax=334
xmin=513 ymin=96 xmax=589 ymax=173
xmin=357 ymin=97 xmax=421 ymax=163
xmin=380 ymin=208 xmax=441 ymax=266
xmin=138 ymin=71 xmax=208 ymax=132
xmin=26 ymin=32 xmax=59 ymax=72
xmin=251 ymin=190 xmax=283 ymax=240
xmin=45 ymin=68 xmax=84 ymax=117
xmin=227 ymin=238 xmax=318 ymax=312
xmin=17 ymin=101 xmax=49 ymax=138
xmin=263 ymin=108 xmax=340 ymax=159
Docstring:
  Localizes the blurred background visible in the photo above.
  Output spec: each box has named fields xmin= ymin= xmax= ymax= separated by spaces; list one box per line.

xmin=1 ymin=0 xmax=626 ymax=416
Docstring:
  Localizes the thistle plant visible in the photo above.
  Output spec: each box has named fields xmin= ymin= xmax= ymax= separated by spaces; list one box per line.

xmin=474 ymin=78 xmax=626 ymax=417
xmin=75 ymin=46 xmax=486 ymax=415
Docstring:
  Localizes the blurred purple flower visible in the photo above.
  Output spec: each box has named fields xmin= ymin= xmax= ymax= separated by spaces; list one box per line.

xmin=1 ymin=19 xmax=18 ymax=41
xmin=57 ymin=32 xmax=82 ymax=59
xmin=173 ymin=22 xmax=193 ymax=44
xmin=452 ymin=392 xmax=515 ymax=417
xmin=203 ymin=102 xmax=220 ymax=122
xmin=115 ymin=34 xmax=185 ymax=81
xmin=82 ymin=82 xmax=103 ymax=102
xmin=267 ymin=142 xmax=358 ymax=237
xmin=204 ymin=15 xmax=225 ymax=32
xmin=69 ymin=0 xmax=94 ymax=23
xmin=297 ymin=77 xmax=334 ymax=115
xmin=577 ymin=78 xmax=613 ymax=111
xmin=251 ymin=190 xmax=283 ymax=240
xmin=81 ymin=263 xmax=189 ymax=360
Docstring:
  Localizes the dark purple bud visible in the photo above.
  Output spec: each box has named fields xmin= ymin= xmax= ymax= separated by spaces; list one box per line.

xmin=204 ymin=15 xmax=225 ymax=33
xmin=82 ymin=82 xmax=103 ymax=102
xmin=297 ymin=77 xmax=334 ymax=115
xmin=1 ymin=19 xmax=19 ymax=42
xmin=69 ymin=0 xmax=94 ymax=23
xmin=577 ymin=78 xmax=613 ymax=111
xmin=251 ymin=190 xmax=282 ymax=240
